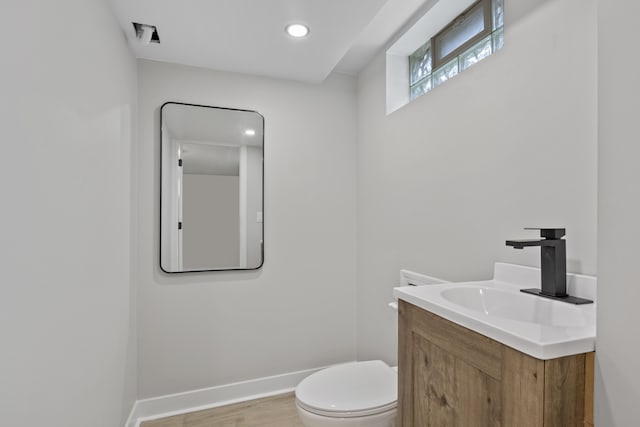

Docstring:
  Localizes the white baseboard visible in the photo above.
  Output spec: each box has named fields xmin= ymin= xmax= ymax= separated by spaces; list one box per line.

xmin=124 ymin=402 xmax=138 ymax=427
xmin=125 ymin=366 xmax=328 ymax=427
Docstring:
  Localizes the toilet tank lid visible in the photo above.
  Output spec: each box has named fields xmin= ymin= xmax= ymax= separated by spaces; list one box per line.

xmin=295 ymin=360 xmax=397 ymax=415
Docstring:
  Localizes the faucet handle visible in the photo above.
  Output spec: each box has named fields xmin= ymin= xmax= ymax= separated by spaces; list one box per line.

xmin=524 ymin=227 xmax=566 ymax=239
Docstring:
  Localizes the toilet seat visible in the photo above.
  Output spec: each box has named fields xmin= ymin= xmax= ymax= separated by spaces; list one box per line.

xmin=295 ymin=360 xmax=397 ymax=418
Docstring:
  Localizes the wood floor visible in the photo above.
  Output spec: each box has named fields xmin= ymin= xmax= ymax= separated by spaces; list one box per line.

xmin=140 ymin=392 xmax=305 ymax=427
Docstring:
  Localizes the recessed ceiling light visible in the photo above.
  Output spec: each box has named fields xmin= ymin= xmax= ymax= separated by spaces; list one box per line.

xmin=244 ymin=129 xmax=256 ymax=136
xmin=285 ymin=23 xmax=309 ymax=38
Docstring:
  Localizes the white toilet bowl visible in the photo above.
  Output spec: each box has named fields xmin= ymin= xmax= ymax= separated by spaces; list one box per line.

xmin=295 ymin=360 xmax=397 ymax=427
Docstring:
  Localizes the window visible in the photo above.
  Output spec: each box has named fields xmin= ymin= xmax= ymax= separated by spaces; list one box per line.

xmin=409 ymin=0 xmax=504 ymax=100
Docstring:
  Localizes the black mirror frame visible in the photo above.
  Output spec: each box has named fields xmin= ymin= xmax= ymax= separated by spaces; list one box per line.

xmin=159 ymin=101 xmax=264 ymax=273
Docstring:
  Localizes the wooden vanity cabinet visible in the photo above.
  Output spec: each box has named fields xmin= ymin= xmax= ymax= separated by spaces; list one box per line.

xmin=398 ymin=301 xmax=594 ymax=427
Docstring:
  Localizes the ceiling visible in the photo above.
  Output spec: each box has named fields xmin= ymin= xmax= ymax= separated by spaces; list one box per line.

xmin=108 ymin=0 xmax=430 ymax=82
xmin=162 ymin=103 xmax=263 ymax=146
xmin=181 ymin=144 xmax=240 ymax=176
xmin=163 ymin=103 xmax=262 ymax=176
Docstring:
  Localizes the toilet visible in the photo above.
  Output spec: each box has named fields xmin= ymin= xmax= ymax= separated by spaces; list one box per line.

xmin=295 ymin=360 xmax=397 ymax=427
xmin=295 ymin=271 xmax=445 ymax=426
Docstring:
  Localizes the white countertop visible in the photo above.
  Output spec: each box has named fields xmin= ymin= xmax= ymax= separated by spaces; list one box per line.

xmin=393 ymin=263 xmax=596 ymax=360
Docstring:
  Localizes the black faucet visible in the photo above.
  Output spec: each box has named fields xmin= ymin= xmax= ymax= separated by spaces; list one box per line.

xmin=506 ymin=228 xmax=593 ymax=305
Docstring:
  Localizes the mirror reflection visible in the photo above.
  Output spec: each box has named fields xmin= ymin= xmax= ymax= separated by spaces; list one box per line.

xmin=160 ymin=102 xmax=264 ymax=272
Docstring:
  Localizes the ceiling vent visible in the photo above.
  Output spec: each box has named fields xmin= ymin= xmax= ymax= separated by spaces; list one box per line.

xmin=132 ymin=22 xmax=160 ymax=45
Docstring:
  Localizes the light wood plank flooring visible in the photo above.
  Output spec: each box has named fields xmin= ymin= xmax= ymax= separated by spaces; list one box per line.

xmin=140 ymin=392 xmax=304 ymax=427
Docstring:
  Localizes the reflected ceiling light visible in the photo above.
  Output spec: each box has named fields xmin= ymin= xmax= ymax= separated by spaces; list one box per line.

xmin=244 ymin=129 xmax=256 ymax=136
xmin=285 ymin=23 xmax=309 ymax=38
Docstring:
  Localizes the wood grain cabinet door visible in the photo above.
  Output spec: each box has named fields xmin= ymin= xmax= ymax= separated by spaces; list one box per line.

xmin=398 ymin=301 xmax=592 ymax=427
xmin=412 ymin=333 xmax=502 ymax=426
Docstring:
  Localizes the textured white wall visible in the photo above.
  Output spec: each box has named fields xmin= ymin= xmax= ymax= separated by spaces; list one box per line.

xmin=136 ymin=60 xmax=358 ymax=398
xmin=355 ymin=0 xmax=597 ymax=363
xmin=0 ymin=1 xmax=137 ymax=426
xmin=596 ymin=1 xmax=640 ymax=425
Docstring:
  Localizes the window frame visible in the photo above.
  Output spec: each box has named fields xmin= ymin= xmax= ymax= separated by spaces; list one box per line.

xmin=431 ymin=0 xmax=492 ymax=69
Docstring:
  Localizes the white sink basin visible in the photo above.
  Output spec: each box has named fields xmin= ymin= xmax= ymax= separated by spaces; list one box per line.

xmin=393 ymin=263 xmax=596 ymax=359
xmin=440 ymin=286 xmax=588 ymax=328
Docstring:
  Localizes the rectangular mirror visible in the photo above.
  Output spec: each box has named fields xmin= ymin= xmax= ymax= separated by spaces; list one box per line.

xmin=160 ymin=102 xmax=264 ymax=272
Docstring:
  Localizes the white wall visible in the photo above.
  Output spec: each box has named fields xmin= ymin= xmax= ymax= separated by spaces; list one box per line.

xmin=0 ymin=1 xmax=137 ymax=426
xmin=246 ymin=146 xmax=264 ymax=268
xmin=136 ymin=60 xmax=358 ymax=398
xmin=356 ymin=0 xmax=597 ymax=362
xmin=596 ymin=1 xmax=640 ymax=425
xmin=182 ymin=174 xmax=240 ymax=269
